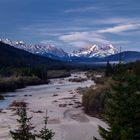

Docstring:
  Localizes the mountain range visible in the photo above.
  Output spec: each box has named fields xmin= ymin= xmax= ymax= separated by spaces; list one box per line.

xmin=0 ymin=39 xmax=118 ymax=58
xmin=0 ymin=39 xmax=69 ymax=59
xmin=0 ymin=41 xmax=66 ymax=69
xmin=0 ymin=38 xmax=140 ymax=63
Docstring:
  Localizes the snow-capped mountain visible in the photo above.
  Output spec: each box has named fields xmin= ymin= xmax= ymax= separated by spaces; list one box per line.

xmin=0 ymin=39 xmax=68 ymax=58
xmin=71 ymin=44 xmax=118 ymax=58
xmin=0 ymin=39 xmax=118 ymax=60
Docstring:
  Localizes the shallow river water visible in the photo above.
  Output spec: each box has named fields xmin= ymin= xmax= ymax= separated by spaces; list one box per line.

xmin=0 ymin=73 xmax=94 ymax=109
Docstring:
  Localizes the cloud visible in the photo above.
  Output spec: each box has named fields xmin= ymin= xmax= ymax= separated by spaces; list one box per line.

xmin=59 ymin=31 xmax=103 ymax=42
xmin=18 ymin=17 xmax=140 ymax=50
xmin=92 ymin=18 xmax=140 ymax=25
xmin=98 ymin=23 xmax=140 ymax=34
xmin=64 ymin=6 xmax=98 ymax=13
xmin=19 ymin=17 xmax=140 ymax=37
xmin=58 ymin=28 xmax=132 ymax=49
xmin=66 ymin=41 xmax=91 ymax=48
xmin=40 ymin=40 xmax=55 ymax=44
xmin=59 ymin=31 xmax=127 ymax=48
xmin=59 ymin=32 xmax=88 ymax=41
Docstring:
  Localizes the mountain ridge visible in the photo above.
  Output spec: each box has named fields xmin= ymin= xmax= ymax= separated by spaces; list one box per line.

xmin=71 ymin=44 xmax=118 ymax=58
xmin=0 ymin=38 xmax=140 ymax=63
xmin=0 ymin=38 xmax=118 ymax=59
xmin=0 ymin=41 xmax=66 ymax=69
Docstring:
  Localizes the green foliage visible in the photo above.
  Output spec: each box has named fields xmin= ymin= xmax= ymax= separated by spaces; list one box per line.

xmin=10 ymin=106 xmax=55 ymax=140
xmin=113 ymin=63 xmax=127 ymax=78
xmin=20 ymin=67 xmax=48 ymax=80
xmin=105 ymin=61 xmax=114 ymax=77
xmin=37 ymin=111 xmax=55 ymax=140
xmin=0 ymin=75 xmax=44 ymax=92
xmin=82 ymin=86 xmax=109 ymax=117
xmin=98 ymin=64 xmax=140 ymax=140
xmin=0 ymin=67 xmax=49 ymax=92
xmin=133 ymin=60 xmax=140 ymax=77
xmin=92 ymin=77 xmax=105 ymax=85
xmin=10 ymin=103 xmax=35 ymax=140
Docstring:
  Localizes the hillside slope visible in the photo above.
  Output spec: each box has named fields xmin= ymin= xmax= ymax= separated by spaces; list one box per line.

xmin=0 ymin=42 xmax=66 ymax=69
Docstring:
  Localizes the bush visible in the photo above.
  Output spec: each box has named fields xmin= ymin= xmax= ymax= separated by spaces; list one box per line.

xmin=82 ymin=85 xmax=110 ymax=118
xmin=68 ymin=77 xmax=87 ymax=82
xmin=92 ymin=77 xmax=106 ymax=85
xmin=47 ymin=70 xmax=71 ymax=79
xmin=0 ymin=75 xmax=47 ymax=92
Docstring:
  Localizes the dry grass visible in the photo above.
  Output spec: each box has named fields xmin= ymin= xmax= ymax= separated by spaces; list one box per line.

xmin=68 ymin=77 xmax=87 ymax=82
xmin=47 ymin=70 xmax=71 ymax=79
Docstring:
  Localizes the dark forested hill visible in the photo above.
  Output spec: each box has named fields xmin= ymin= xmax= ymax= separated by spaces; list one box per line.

xmin=0 ymin=42 xmax=66 ymax=69
xmin=103 ymin=51 xmax=140 ymax=62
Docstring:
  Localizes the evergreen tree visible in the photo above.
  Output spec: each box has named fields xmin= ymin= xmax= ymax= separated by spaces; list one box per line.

xmin=37 ymin=111 xmax=55 ymax=140
xmin=105 ymin=61 xmax=113 ymax=77
xmin=98 ymin=65 xmax=140 ymax=140
xmin=10 ymin=103 xmax=35 ymax=140
xmin=133 ymin=60 xmax=140 ymax=77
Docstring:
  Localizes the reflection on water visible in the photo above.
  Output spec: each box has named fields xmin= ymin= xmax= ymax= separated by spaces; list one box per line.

xmin=0 ymin=94 xmax=16 ymax=109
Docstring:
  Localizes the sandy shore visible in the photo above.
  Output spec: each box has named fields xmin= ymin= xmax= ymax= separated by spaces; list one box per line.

xmin=0 ymin=72 xmax=107 ymax=140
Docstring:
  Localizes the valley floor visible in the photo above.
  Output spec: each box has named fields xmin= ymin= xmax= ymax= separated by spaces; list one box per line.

xmin=0 ymin=72 xmax=107 ymax=140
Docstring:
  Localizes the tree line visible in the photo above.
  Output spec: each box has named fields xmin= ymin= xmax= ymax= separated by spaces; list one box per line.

xmin=95 ymin=61 xmax=140 ymax=139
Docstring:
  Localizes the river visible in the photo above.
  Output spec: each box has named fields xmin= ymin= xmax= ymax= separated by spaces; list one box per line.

xmin=0 ymin=72 xmax=93 ymax=109
xmin=0 ymin=72 xmax=107 ymax=140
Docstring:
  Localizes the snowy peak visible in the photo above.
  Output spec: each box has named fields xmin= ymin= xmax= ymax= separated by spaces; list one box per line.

xmin=0 ymin=39 xmax=118 ymax=59
xmin=0 ymin=38 xmax=25 ymax=46
xmin=0 ymin=39 xmax=68 ymax=58
xmin=71 ymin=44 xmax=118 ymax=58
xmin=102 ymin=44 xmax=118 ymax=54
xmin=90 ymin=45 xmax=100 ymax=52
xmin=38 ymin=44 xmax=68 ymax=57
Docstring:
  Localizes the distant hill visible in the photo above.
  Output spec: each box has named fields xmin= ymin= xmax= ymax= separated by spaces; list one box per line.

xmin=0 ymin=42 xmax=66 ymax=69
xmin=70 ymin=51 xmax=140 ymax=63
xmin=103 ymin=51 xmax=140 ymax=63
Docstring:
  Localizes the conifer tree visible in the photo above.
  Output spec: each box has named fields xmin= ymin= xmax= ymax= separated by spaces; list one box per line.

xmin=98 ymin=65 xmax=140 ymax=140
xmin=10 ymin=103 xmax=35 ymax=140
xmin=37 ymin=111 xmax=55 ymax=140
xmin=105 ymin=61 xmax=113 ymax=77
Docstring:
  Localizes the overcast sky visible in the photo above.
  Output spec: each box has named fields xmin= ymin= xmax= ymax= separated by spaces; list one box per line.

xmin=0 ymin=0 xmax=140 ymax=52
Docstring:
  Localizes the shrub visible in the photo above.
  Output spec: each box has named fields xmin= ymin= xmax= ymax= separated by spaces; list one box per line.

xmin=47 ymin=70 xmax=71 ymax=79
xmin=68 ymin=77 xmax=87 ymax=82
xmin=82 ymin=85 xmax=110 ymax=118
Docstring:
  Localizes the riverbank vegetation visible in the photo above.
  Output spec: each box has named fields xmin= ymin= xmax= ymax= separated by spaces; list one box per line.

xmin=0 ymin=67 xmax=71 ymax=93
xmin=0 ymin=41 xmax=71 ymax=93
xmin=82 ymin=60 xmax=140 ymax=139
xmin=98 ymin=63 xmax=140 ymax=140
xmin=0 ymin=67 xmax=48 ymax=92
xmin=47 ymin=70 xmax=71 ymax=79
